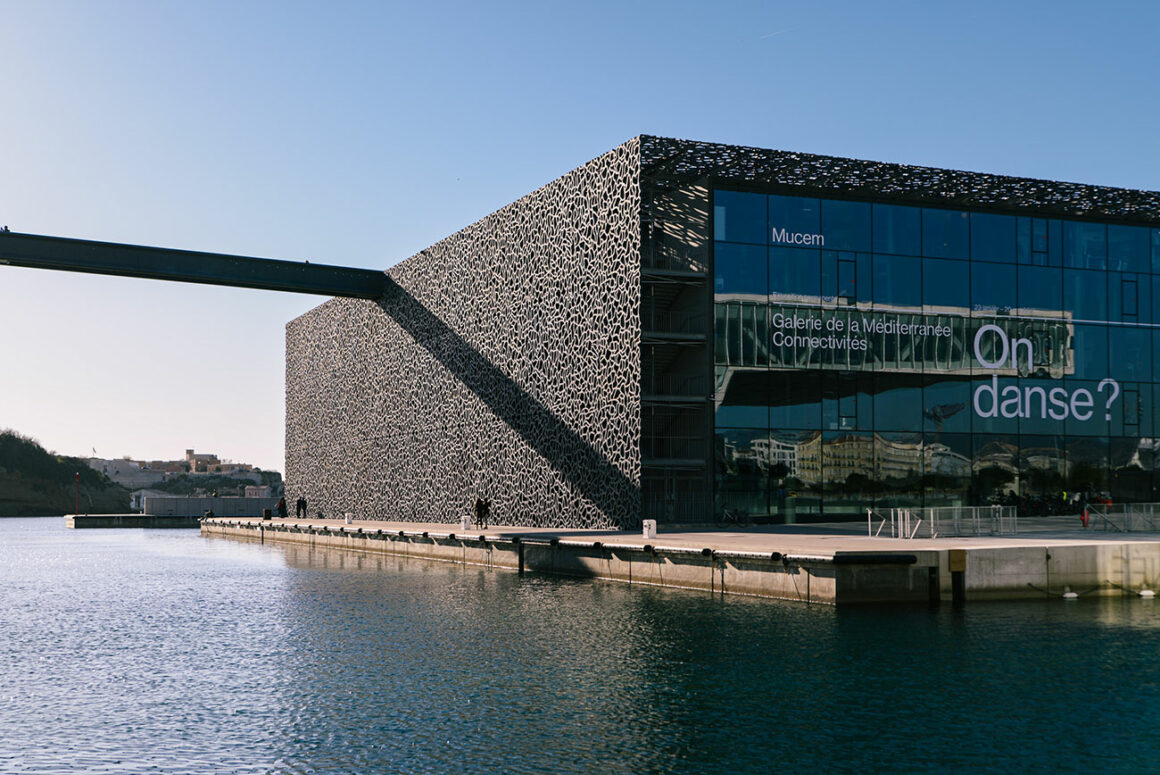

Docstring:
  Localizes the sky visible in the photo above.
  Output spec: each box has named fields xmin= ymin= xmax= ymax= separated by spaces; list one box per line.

xmin=1 ymin=0 xmax=1158 ymax=473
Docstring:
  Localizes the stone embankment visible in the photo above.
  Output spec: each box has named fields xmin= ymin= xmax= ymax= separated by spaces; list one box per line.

xmin=201 ymin=517 xmax=1160 ymax=605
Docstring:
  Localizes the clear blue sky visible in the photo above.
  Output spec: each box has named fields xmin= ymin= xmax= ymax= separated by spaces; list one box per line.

xmin=1 ymin=0 xmax=1157 ymax=472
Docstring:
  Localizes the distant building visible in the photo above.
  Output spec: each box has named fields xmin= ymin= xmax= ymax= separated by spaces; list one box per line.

xmin=129 ymin=488 xmax=169 ymax=512
xmin=185 ymin=449 xmax=218 ymax=473
xmin=86 ymin=449 xmax=276 ymax=491
xmin=244 ymin=485 xmax=272 ymax=498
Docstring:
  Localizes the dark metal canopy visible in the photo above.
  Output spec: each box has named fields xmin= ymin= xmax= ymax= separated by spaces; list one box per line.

xmin=0 ymin=231 xmax=387 ymax=299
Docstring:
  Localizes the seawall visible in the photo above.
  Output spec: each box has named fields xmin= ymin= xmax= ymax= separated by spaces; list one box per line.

xmin=201 ymin=517 xmax=1160 ymax=605
xmin=204 ymin=518 xmax=903 ymax=604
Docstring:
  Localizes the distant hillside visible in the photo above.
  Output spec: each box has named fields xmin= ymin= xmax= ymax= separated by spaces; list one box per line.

xmin=0 ymin=430 xmax=130 ymax=516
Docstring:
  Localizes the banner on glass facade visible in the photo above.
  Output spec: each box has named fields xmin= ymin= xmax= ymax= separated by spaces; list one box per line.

xmin=716 ymin=300 xmax=1128 ymax=426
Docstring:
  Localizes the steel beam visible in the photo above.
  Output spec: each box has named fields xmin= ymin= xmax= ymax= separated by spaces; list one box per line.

xmin=0 ymin=231 xmax=387 ymax=299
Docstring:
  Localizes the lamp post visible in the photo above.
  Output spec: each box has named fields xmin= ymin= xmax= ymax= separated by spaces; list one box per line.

xmin=75 ymin=472 xmax=79 ymax=515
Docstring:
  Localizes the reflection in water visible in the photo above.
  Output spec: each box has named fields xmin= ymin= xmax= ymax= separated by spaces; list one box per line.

xmin=2 ymin=519 xmax=1160 ymax=773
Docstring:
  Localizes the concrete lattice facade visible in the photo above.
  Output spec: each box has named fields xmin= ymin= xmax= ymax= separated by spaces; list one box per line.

xmin=286 ymin=140 xmax=642 ymax=528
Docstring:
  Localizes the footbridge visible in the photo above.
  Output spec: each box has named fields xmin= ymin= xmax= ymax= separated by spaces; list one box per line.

xmin=0 ymin=230 xmax=386 ymax=298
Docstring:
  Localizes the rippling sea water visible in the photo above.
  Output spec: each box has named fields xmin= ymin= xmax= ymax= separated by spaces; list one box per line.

xmin=1 ymin=518 xmax=1158 ymax=774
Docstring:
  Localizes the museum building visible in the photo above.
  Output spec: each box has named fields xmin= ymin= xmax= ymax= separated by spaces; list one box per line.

xmin=285 ymin=136 xmax=1160 ymax=529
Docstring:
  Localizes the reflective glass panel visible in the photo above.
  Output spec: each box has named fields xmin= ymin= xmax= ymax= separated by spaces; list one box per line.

xmin=922 ymin=258 xmax=969 ymax=311
xmin=1063 ymin=221 xmax=1107 ymax=270
xmin=821 ymin=372 xmax=872 ymax=432
xmin=874 ymin=374 xmax=923 ymax=431
xmin=971 ymin=262 xmax=1016 ymax=314
xmin=770 ymin=372 xmax=821 ymax=429
xmin=972 ymin=435 xmax=1019 ymax=504
xmin=1017 ymin=265 xmax=1062 ymax=316
xmin=923 ymin=378 xmax=973 ymax=435
xmin=715 ymin=368 xmax=770 ymax=427
xmin=1065 ymin=436 xmax=1109 ymax=496
xmin=924 ymin=433 xmax=971 ymax=507
xmin=1070 ymin=325 xmax=1109 ymax=380
xmin=1016 ymin=381 xmax=1069 ymax=436
xmin=1110 ymin=437 xmax=1151 ymax=501
xmin=821 ymin=200 xmax=871 ymax=252
xmin=1063 ymin=269 xmax=1107 ymax=321
xmin=1108 ymin=385 xmax=1149 ymax=438
xmin=970 ymin=213 xmax=1016 ymax=262
xmin=1109 ymin=327 xmax=1150 ymax=382
xmin=876 ymin=432 xmax=924 ymax=508
xmin=769 ymin=247 xmax=820 ymax=303
xmin=713 ymin=190 xmax=766 ymax=244
xmin=820 ymin=431 xmax=876 ymax=516
xmin=715 ymin=428 xmax=772 ymax=517
xmin=873 ymin=254 xmax=922 ymax=309
xmin=715 ymin=243 xmax=767 ymax=297
xmin=769 ymin=196 xmax=820 ymax=244
xmin=922 ymin=208 xmax=970 ymax=259
xmin=1063 ymin=379 xmax=1113 ymax=436
xmin=1019 ymin=436 xmax=1067 ymax=506
xmin=1108 ymin=225 xmax=1150 ymax=273
xmin=1111 ymin=276 xmax=1150 ymax=323
xmin=872 ymin=203 xmax=921 ymax=256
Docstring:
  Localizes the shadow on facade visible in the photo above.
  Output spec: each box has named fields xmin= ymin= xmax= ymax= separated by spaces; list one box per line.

xmin=377 ymin=279 xmax=641 ymax=528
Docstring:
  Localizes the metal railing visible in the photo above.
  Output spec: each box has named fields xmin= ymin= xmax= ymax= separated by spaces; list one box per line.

xmin=642 ymin=374 xmax=710 ymax=397
xmin=867 ymin=507 xmax=927 ymax=539
xmin=642 ymin=310 xmax=708 ymax=336
xmin=641 ymin=435 xmax=705 ymax=460
xmin=642 ymin=241 xmax=708 ymax=274
xmin=868 ymin=505 xmax=1019 ymax=539
xmin=1086 ymin=503 xmax=1160 ymax=533
xmin=1124 ymin=503 xmax=1160 ymax=532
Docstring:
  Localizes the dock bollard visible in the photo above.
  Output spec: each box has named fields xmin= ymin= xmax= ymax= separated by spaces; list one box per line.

xmin=642 ymin=519 xmax=657 ymax=539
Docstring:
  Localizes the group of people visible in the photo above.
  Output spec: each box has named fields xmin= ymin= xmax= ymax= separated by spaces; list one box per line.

xmin=473 ymin=496 xmax=491 ymax=528
xmin=273 ymin=496 xmax=310 ymax=519
xmin=270 ymin=493 xmax=494 ymax=527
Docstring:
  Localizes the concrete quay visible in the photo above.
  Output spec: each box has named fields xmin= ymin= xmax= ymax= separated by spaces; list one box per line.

xmin=67 ymin=513 xmax=202 ymax=528
xmin=201 ymin=516 xmax=1160 ymax=605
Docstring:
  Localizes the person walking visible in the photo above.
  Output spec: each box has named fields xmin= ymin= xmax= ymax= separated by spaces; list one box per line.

xmin=473 ymin=496 xmax=486 ymax=529
xmin=295 ymin=497 xmax=308 ymax=518
xmin=276 ymin=496 xmax=288 ymax=519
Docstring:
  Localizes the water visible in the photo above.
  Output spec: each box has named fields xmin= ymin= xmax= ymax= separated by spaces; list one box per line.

xmin=1 ymin=518 xmax=1158 ymax=774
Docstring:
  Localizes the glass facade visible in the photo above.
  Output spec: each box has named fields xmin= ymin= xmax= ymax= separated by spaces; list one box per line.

xmin=713 ymin=189 xmax=1160 ymax=521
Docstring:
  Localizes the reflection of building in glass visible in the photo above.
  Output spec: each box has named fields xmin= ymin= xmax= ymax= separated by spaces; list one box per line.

xmin=714 ymin=298 xmax=1075 ymax=378
xmin=713 ymin=170 xmax=1160 ymax=520
xmin=750 ymin=436 xmax=797 ymax=476
xmin=720 ymin=432 xmax=972 ymax=489
xmin=286 ymin=135 xmax=1160 ymax=528
xmin=925 ymin=443 xmax=972 ymax=479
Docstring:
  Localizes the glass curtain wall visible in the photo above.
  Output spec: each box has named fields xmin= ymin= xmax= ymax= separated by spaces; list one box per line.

xmin=713 ymin=188 xmax=1160 ymax=521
